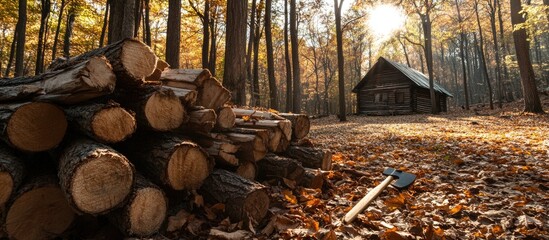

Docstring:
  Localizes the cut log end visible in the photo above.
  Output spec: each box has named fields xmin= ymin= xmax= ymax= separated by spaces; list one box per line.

xmin=92 ymin=107 xmax=136 ymax=143
xmin=238 ymin=189 xmax=269 ymax=223
xmin=121 ymin=40 xmax=158 ymax=79
xmin=5 ymin=183 xmax=75 ymax=240
xmin=7 ymin=102 xmax=67 ymax=152
xmin=0 ymin=172 xmax=13 ymax=206
xmin=144 ymin=90 xmax=185 ymax=131
xmin=168 ymin=143 xmax=210 ymax=190
xmin=236 ymin=161 xmax=257 ymax=180
xmin=85 ymin=56 xmax=117 ymax=91
xmin=71 ymin=154 xmax=134 ymax=214
xmin=292 ymin=116 xmax=310 ymax=139
xmin=216 ymin=107 xmax=236 ymax=129
xmin=128 ymin=188 xmax=167 ymax=236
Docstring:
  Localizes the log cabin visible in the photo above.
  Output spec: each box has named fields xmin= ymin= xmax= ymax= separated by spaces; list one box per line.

xmin=352 ymin=57 xmax=453 ymax=115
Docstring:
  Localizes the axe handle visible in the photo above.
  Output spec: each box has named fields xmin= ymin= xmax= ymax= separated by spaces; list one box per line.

xmin=343 ymin=175 xmax=394 ymax=223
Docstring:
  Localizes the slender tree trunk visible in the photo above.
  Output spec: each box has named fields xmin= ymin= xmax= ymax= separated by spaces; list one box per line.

xmin=497 ymin=0 xmax=512 ymax=100
xmin=144 ymin=0 xmax=152 ymax=46
xmin=252 ymin=1 xmax=263 ymax=106
xmin=474 ymin=0 xmax=494 ymax=109
xmin=202 ymin=0 xmax=210 ymax=69
xmin=223 ymin=0 xmax=248 ymax=105
xmin=14 ymin=0 xmax=27 ymax=77
xmin=455 ymin=0 xmax=469 ymax=110
xmin=121 ymin=0 xmax=136 ymax=39
xmin=398 ymin=37 xmax=411 ymax=67
xmin=166 ymin=0 xmax=181 ymax=68
xmin=108 ymin=0 xmax=124 ymax=43
xmin=265 ymin=0 xmax=278 ymax=110
xmin=246 ymin=0 xmax=257 ymax=106
xmin=35 ymin=0 xmax=51 ymax=75
xmin=5 ymin=31 xmax=17 ymax=77
xmin=334 ymin=0 xmax=346 ymax=120
xmin=510 ymin=0 xmax=544 ymax=113
xmin=134 ymin=0 xmax=142 ymax=37
xmin=489 ymin=0 xmax=503 ymax=108
xmin=63 ymin=9 xmax=75 ymax=59
xmin=52 ymin=0 xmax=66 ymax=61
xmin=420 ymin=13 xmax=437 ymax=113
xmin=284 ymin=0 xmax=292 ymax=112
xmin=208 ymin=12 xmax=217 ymax=75
xmin=290 ymin=0 xmax=301 ymax=113
xmin=99 ymin=0 xmax=110 ymax=48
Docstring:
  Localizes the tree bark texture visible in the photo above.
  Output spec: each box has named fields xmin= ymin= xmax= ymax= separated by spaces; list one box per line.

xmin=223 ymin=0 xmax=248 ymax=105
xmin=166 ymin=0 xmax=181 ymax=68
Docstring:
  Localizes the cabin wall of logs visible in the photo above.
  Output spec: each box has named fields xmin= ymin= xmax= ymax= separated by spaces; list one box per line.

xmin=0 ymin=39 xmax=331 ymax=239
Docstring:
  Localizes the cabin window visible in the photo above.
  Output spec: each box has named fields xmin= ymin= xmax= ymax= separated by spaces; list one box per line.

xmin=374 ymin=93 xmax=388 ymax=103
xmin=395 ymin=92 xmax=405 ymax=103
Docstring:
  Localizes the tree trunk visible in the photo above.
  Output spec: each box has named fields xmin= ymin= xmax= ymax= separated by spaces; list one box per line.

xmin=257 ymin=153 xmax=304 ymax=182
xmin=474 ymin=0 xmax=494 ymax=109
xmin=144 ymin=0 xmax=152 ymax=46
xmin=58 ymin=137 xmax=134 ymax=215
xmin=14 ymin=0 xmax=27 ymax=77
xmin=166 ymin=0 xmax=181 ymax=68
xmin=496 ymin=0 xmax=513 ymax=101
xmin=4 ymin=175 xmax=75 ymax=240
xmin=223 ymin=0 xmax=248 ymax=105
xmin=51 ymin=0 xmax=66 ymax=61
xmin=1 ymin=56 xmax=116 ymax=104
xmin=134 ymin=0 xmax=142 ymax=37
xmin=420 ymin=13 xmax=438 ymax=114
xmin=64 ymin=102 xmax=136 ymax=143
xmin=0 ymin=144 xmax=25 ymax=207
xmin=4 ymin=31 xmax=17 ymax=77
xmin=48 ymin=39 xmax=157 ymax=86
xmin=208 ymin=7 xmax=217 ymax=75
xmin=115 ymin=84 xmax=185 ymax=131
xmin=202 ymin=0 xmax=210 ymax=69
xmin=246 ymin=0 xmax=257 ymax=106
xmin=199 ymin=169 xmax=269 ymax=223
xmin=0 ymin=102 xmax=67 ymax=152
xmin=334 ymin=0 xmax=346 ymax=120
xmin=63 ymin=10 xmax=75 ymax=58
xmin=489 ymin=0 xmax=503 ymax=108
xmin=265 ymin=0 xmax=278 ymax=110
xmin=252 ymin=2 xmax=262 ymax=106
xmin=108 ymin=174 xmax=167 ymax=237
xmin=510 ymin=0 xmax=544 ymax=113
xmin=99 ymin=0 xmax=110 ymax=48
xmin=455 ymin=0 xmax=470 ymax=110
xmin=284 ymin=0 xmax=292 ymax=112
xmin=120 ymin=133 xmax=212 ymax=190
xmin=290 ymin=0 xmax=301 ymax=113
xmin=284 ymin=146 xmax=332 ymax=170
xmin=35 ymin=0 xmax=51 ymax=75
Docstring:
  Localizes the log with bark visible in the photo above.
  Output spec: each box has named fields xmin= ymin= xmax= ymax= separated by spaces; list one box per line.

xmin=231 ymin=108 xmax=285 ymax=120
xmin=0 ymin=85 xmax=43 ymax=102
xmin=120 ymin=134 xmax=212 ymax=190
xmin=193 ymin=135 xmax=240 ymax=167
xmin=163 ymin=86 xmax=197 ymax=107
xmin=300 ymin=168 xmax=325 ymax=189
xmin=284 ymin=146 xmax=332 ymax=170
xmin=196 ymin=78 xmax=231 ymax=110
xmin=175 ymin=108 xmax=216 ymax=134
xmin=58 ymin=137 xmax=135 ymax=215
xmin=0 ymin=102 xmax=67 ymax=152
xmin=215 ymin=106 xmax=236 ymax=130
xmin=0 ymin=144 xmax=25 ymax=207
xmin=222 ymin=128 xmax=270 ymax=156
xmin=49 ymin=39 xmax=157 ymax=86
xmin=235 ymin=160 xmax=257 ymax=180
xmin=115 ymin=84 xmax=185 ymax=131
xmin=278 ymin=113 xmax=310 ymax=140
xmin=108 ymin=174 xmax=167 ymax=237
xmin=3 ymin=175 xmax=75 ymax=240
xmin=145 ymin=58 xmax=170 ymax=81
xmin=1 ymin=57 xmax=116 ymax=104
xmin=160 ymin=68 xmax=212 ymax=90
xmin=199 ymin=169 xmax=269 ymax=223
xmin=257 ymin=153 xmax=304 ymax=182
xmin=234 ymin=118 xmax=292 ymax=152
xmin=64 ymin=101 xmax=136 ymax=143
xmin=223 ymin=132 xmax=267 ymax=162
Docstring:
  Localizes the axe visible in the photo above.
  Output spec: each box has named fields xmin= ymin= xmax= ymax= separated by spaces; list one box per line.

xmin=343 ymin=168 xmax=416 ymax=223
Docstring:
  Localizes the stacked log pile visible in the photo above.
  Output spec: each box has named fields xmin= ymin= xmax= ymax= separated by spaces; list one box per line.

xmin=0 ymin=39 xmax=331 ymax=239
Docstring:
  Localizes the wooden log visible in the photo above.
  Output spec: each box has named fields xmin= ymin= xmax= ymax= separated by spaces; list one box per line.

xmin=300 ymin=168 xmax=325 ymax=189
xmin=284 ymin=146 xmax=332 ymax=170
xmin=257 ymin=153 xmax=304 ymax=181
xmin=58 ymin=137 xmax=135 ymax=215
xmin=175 ymin=108 xmax=216 ymax=134
xmin=278 ymin=113 xmax=310 ymax=140
xmin=196 ymin=78 xmax=231 ymax=109
xmin=145 ymin=59 xmax=170 ymax=81
xmin=1 ymin=56 xmax=116 ymax=104
xmin=64 ymin=101 xmax=136 ymax=143
xmin=215 ymin=106 xmax=236 ymax=130
xmin=115 ymin=84 xmax=185 ymax=131
xmin=0 ymin=102 xmax=67 ymax=152
xmin=235 ymin=160 xmax=257 ymax=180
xmin=0 ymin=144 xmax=25 ymax=207
xmin=193 ymin=136 xmax=239 ymax=167
xmin=4 ymin=175 xmax=75 ymax=240
xmin=199 ymin=169 xmax=269 ymax=223
xmin=232 ymin=108 xmax=285 ymax=120
xmin=223 ymin=132 xmax=267 ymax=162
xmin=120 ymin=134 xmax=212 ymax=190
xmin=160 ymin=68 xmax=212 ymax=90
xmin=0 ymin=85 xmax=44 ymax=102
xmin=163 ymin=86 xmax=197 ymax=107
xmin=275 ymin=135 xmax=290 ymax=153
xmin=49 ymin=39 xmax=157 ymax=86
xmin=108 ymin=174 xmax=167 ymax=237
xmin=234 ymin=118 xmax=292 ymax=141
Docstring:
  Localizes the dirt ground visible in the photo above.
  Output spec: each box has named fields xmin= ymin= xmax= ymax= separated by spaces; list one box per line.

xmin=257 ymin=100 xmax=548 ymax=239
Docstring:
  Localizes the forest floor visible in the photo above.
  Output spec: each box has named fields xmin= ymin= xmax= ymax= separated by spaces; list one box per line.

xmin=260 ymin=98 xmax=549 ymax=239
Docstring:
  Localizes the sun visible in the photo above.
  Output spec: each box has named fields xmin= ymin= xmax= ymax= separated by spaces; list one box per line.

xmin=367 ymin=4 xmax=406 ymax=42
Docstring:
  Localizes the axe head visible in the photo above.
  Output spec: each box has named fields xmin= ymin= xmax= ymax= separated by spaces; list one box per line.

xmin=383 ymin=168 xmax=416 ymax=189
